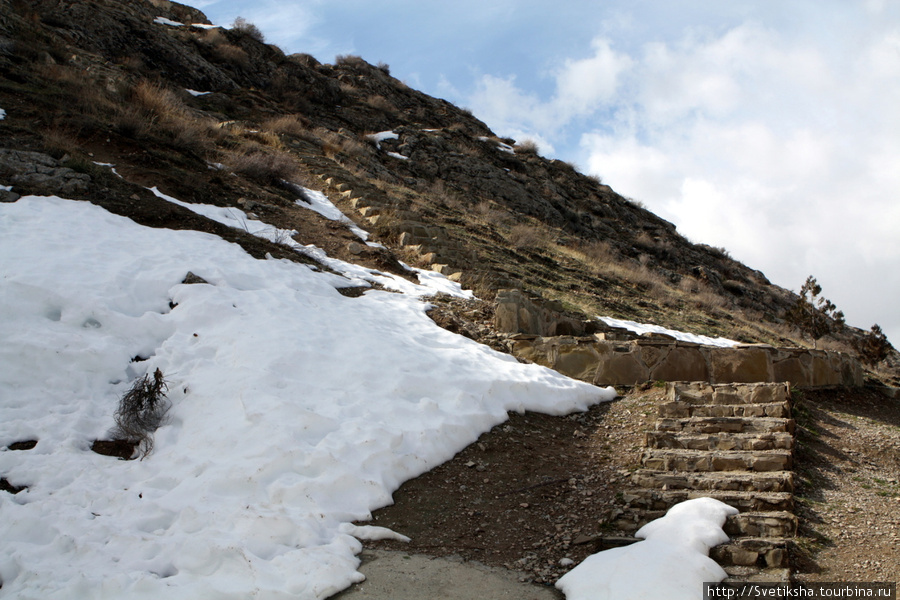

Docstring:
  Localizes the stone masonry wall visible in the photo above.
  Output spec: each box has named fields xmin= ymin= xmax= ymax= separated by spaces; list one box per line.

xmin=510 ymin=336 xmax=864 ymax=388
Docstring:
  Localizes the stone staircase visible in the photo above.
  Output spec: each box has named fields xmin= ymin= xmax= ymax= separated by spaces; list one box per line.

xmin=290 ymin=150 xmax=472 ymax=279
xmin=612 ymin=382 xmax=797 ymax=582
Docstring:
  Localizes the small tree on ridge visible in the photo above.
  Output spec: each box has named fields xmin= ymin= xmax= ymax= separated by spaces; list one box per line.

xmin=787 ymin=275 xmax=845 ymax=349
xmin=854 ymin=324 xmax=892 ymax=367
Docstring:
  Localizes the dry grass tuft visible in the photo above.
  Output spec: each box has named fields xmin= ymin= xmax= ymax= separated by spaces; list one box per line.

xmin=514 ymin=139 xmax=540 ymax=155
xmin=365 ymin=94 xmax=395 ymax=113
xmin=226 ymin=148 xmax=298 ymax=183
xmin=213 ymin=43 xmax=250 ymax=68
xmin=262 ymin=115 xmax=310 ymax=137
xmin=131 ymin=80 xmax=185 ymax=121
xmin=507 ymin=224 xmax=548 ymax=250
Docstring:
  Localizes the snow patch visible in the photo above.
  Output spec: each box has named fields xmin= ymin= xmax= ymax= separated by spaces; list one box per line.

xmin=479 ymin=136 xmax=515 ymax=154
xmin=387 ymin=151 xmax=409 ymax=160
xmin=0 ymin=195 xmax=613 ymax=598
xmin=153 ymin=16 xmax=183 ymax=26
xmin=598 ymin=316 xmax=739 ymax=347
xmin=366 ymin=130 xmax=398 ymax=150
xmin=186 ymin=89 xmax=211 ymax=97
xmin=291 ymin=186 xmax=371 ymax=243
xmin=0 ymin=107 xmax=6 ymax=120
xmin=556 ymin=498 xmax=738 ymax=600
xmin=93 ymin=162 xmax=123 ymax=179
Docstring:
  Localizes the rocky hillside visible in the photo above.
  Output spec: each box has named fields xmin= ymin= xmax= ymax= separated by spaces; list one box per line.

xmin=1 ymin=0 xmax=896 ymax=382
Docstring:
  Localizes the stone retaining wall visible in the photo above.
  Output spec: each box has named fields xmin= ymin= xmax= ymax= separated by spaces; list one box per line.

xmin=510 ymin=336 xmax=864 ymax=388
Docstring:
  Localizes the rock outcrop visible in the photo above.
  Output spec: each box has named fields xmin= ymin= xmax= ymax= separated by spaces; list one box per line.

xmin=0 ymin=149 xmax=91 ymax=197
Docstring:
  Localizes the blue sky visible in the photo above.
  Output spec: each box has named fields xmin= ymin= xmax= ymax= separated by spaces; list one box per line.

xmin=184 ymin=0 xmax=900 ymax=346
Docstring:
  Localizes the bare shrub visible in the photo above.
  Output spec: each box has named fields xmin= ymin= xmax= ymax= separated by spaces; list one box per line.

xmin=170 ymin=120 xmax=222 ymax=155
xmin=335 ymin=54 xmax=367 ymax=67
xmin=214 ymin=43 xmax=250 ymax=68
xmin=197 ymin=27 xmax=227 ymax=47
xmin=695 ymin=285 xmax=728 ymax=311
xmin=227 ymin=149 xmax=298 ymax=183
xmin=41 ymin=127 xmax=81 ymax=159
xmin=678 ymin=275 xmax=701 ymax=294
xmin=231 ymin=17 xmax=265 ymax=43
xmin=262 ymin=115 xmax=310 ymax=136
xmin=365 ymin=94 xmax=395 ymax=112
xmin=507 ymin=224 xmax=547 ymax=250
xmin=474 ymin=200 xmax=493 ymax=217
xmin=110 ymin=369 xmax=170 ymax=459
xmin=582 ymin=240 xmax=613 ymax=264
xmin=245 ymin=129 xmax=284 ymax=149
xmin=854 ymin=324 xmax=893 ymax=366
xmin=338 ymin=136 xmax=368 ymax=157
xmin=131 ymin=80 xmax=185 ymax=121
xmin=515 ymin=139 xmax=540 ymax=155
xmin=428 ymin=180 xmax=463 ymax=210
xmin=624 ymin=197 xmax=647 ymax=209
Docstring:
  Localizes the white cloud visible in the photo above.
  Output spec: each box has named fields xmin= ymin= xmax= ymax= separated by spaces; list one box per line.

xmin=553 ymin=38 xmax=632 ymax=116
xmin=466 ymin=37 xmax=632 ymax=144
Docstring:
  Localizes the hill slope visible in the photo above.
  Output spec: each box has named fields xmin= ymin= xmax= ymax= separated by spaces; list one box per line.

xmin=3 ymin=0 xmax=888 ymax=357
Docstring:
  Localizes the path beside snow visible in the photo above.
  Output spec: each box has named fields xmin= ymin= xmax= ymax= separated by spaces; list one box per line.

xmin=0 ymin=195 xmax=613 ymax=599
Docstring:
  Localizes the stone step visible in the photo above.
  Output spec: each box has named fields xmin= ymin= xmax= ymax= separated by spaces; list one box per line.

xmin=668 ymin=382 xmax=790 ymax=405
xmin=646 ymin=431 xmax=794 ymax=451
xmin=656 ymin=416 xmax=794 ymax=435
xmin=724 ymin=512 xmax=798 ymax=538
xmin=621 ymin=488 xmax=794 ymax=513
xmin=722 ymin=566 xmax=792 ymax=583
xmin=659 ymin=401 xmax=790 ymax=419
xmin=631 ymin=469 xmax=794 ymax=493
xmin=641 ymin=449 xmax=792 ymax=472
xmin=711 ymin=537 xmax=790 ymax=569
xmin=610 ymin=511 xmax=795 ymax=539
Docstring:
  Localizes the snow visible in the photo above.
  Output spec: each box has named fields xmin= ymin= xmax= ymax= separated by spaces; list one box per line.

xmin=0 ymin=107 xmax=6 ymax=120
xmin=479 ymin=136 xmax=515 ymax=154
xmin=153 ymin=16 xmax=183 ymax=26
xmin=0 ymin=194 xmax=613 ymax=598
xmin=93 ymin=161 xmax=123 ymax=179
xmin=598 ymin=316 xmax=740 ymax=348
xmin=149 ymin=186 xmax=458 ymax=298
xmin=365 ymin=130 xmax=398 ymax=150
xmin=290 ymin=186 xmax=372 ymax=243
xmin=386 ymin=151 xmax=409 ymax=160
xmin=556 ymin=497 xmax=738 ymax=600
xmin=186 ymin=89 xmax=211 ymax=97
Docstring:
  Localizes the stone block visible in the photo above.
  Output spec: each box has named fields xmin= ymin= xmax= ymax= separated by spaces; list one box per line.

xmin=595 ymin=350 xmax=649 ymax=386
xmin=731 ymin=548 xmax=760 ymax=566
xmin=711 ymin=347 xmax=772 ymax=383
xmin=772 ymin=356 xmax=811 ymax=387
xmin=650 ymin=346 xmax=709 ymax=382
xmin=551 ymin=341 xmax=602 ymax=382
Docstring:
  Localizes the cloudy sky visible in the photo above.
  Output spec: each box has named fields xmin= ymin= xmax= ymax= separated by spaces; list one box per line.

xmin=184 ymin=0 xmax=900 ymax=345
